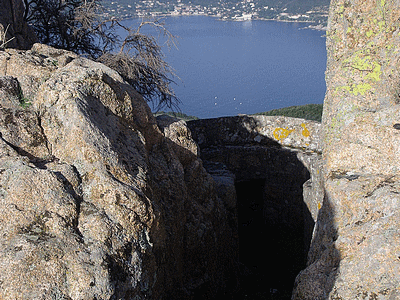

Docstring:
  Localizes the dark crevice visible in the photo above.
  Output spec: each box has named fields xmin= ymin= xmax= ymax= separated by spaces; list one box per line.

xmin=187 ymin=117 xmax=319 ymax=299
xmin=234 ymin=174 xmax=312 ymax=299
xmin=0 ymin=131 xmax=55 ymax=169
xmin=36 ymin=113 xmax=53 ymax=157
xmin=195 ymin=150 xmax=314 ymax=298
xmin=51 ymin=165 xmax=84 ymax=240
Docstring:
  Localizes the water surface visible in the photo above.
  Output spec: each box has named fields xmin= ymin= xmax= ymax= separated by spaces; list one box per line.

xmin=121 ymin=16 xmax=327 ymax=118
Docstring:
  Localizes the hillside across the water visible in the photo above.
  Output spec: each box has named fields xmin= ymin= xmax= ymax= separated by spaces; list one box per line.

xmin=156 ymin=103 xmax=324 ymax=122
xmin=255 ymin=103 xmax=323 ymax=122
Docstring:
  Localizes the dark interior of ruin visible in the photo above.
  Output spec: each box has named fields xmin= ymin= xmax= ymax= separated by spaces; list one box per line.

xmin=234 ymin=173 xmax=313 ymax=299
xmin=187 ymin=118 xmax=318 ymax=299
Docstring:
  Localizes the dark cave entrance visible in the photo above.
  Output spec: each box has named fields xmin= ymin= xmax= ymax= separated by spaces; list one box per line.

xmin=234 ymin=172 xmax=313 ymax=299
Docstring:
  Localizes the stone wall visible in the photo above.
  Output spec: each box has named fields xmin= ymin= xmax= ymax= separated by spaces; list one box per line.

xmin=188 ymin=115 xmax=324 ymax=298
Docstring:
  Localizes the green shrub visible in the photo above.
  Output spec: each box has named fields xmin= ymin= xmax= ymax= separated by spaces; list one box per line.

xmin=154 ymin=111 xmax=199 ymax=121
xmin=255 ymin=103 xmax=323 ymax=122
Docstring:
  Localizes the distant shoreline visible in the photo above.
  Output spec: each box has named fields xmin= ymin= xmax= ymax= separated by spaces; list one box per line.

xmin=117 ymin=14 xmax=327 ymax=31
xmin=141 ymin=15 xmax=327 ymax=119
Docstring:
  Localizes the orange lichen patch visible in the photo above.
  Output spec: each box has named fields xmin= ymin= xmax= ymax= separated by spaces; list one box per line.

xmin=301 ymin=123 xmax=310 ymax=137
xmin=318 ymin=202 xmax=322 ymax=210
xmin=273 ymin=127 xmax=294 ymax=141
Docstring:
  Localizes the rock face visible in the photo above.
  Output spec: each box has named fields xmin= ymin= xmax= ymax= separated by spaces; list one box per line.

xmin=0 ymin=42 xmax=327 ymax=298
xmin=0 ymin=44 xmax=237 ymax=299
xmin=3 ymin=1 xmax=399 ymax=296
xmin=188 ymin=116 xmax=323 ymax=298
xmin=292 ymin=0 xmax=400 ymax=299
xmin=0 ymin=0 xmax=37 ymax=50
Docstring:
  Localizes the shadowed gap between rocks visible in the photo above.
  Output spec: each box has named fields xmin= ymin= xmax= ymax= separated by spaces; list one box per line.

xmin=0 ymin=43 xmax=344 ymax=298
xmin=233 ymin=153 xmax=313 ymax=299
xmin=187 ymin=116 xmax=320 ymax=299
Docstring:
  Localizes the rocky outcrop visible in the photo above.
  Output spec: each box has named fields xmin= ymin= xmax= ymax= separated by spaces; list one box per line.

xmin=0 ymin=43 xmax=328 ymax=298
xmin=0 ymin=44 xmax=237 ymax=299
xmin=3 ymin=1 xmax=399 ymax=296
xmin=188 ymin=116 xmax=323 ymax=298
xmin=292 ymin=0 xmax=400 ymax=299
xmin=0 ymin=0 xmax=37 ymax=50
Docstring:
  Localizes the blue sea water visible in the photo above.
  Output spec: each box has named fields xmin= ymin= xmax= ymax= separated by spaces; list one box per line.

xmin=120 ymin=16 xmax=327 ymax=119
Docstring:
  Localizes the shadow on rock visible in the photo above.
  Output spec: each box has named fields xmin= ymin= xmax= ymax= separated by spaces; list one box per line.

xmin=188 ymin=115 xmax=323 ymax=299
xmin=291 ymin=190 xmax=340 ymax=299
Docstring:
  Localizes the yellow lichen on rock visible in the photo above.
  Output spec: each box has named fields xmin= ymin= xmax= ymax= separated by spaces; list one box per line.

xmin=273 ymin=127 xmax=294 ymax=141
xmin=301 ymin=123 xmax=311 ymax=138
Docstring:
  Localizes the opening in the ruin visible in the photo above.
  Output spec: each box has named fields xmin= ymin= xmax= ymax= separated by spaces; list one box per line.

xmin=234 ymin=170 xmax=313 ymax=299
xmin=187 ymin=117 xmax=319 ymax=299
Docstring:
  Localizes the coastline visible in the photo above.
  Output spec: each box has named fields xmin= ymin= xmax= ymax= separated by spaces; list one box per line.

xmin=118 ymin=13 xmax=327 ymax=31
xmin=117 ymin=14 xmax=327 ymax=119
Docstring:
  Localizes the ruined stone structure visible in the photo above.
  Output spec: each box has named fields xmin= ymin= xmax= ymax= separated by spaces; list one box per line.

xmin=188 ymin=116 xmax=323 ymax=298
xmin=0 ymin=43 xmax=325 ymax=298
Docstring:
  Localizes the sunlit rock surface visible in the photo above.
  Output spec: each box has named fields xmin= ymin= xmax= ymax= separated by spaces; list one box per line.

xmin=292 ymin=0 xmax=400 ymax=299
xmin=0 ymin=44 xmax=237 ymax=299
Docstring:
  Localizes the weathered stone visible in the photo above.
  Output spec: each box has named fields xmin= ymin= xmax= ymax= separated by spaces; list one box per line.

xmin=156 ymin=114 xmax=199 ymax=165
xmin=322 ymin=0 xmax=400 ymax=176
xmin=0 ymin=75 xmax=20 ymax=104
xmin=292 ymin=0 xmax=400 ymax=299
xmin=188 ymin=115 xmax=323 ymax=298
xmin=4 ymin=1 xmax=400 ymax=295
xmin=0 ymin=45 xmax=238 ymax=299
xmin=189 ymin=115 xmax=322 ymax=153
xmin=0 ymin=44 xmax=78 ymax=103
xmin=0 ymin=78 xmax=51 ymax=161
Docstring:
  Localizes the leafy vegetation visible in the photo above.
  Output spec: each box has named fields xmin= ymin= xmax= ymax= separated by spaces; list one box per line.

xmin=255 ymin=103 xmax=323 ymax=122
xmin=153 ymin=111 xmax=199 ymax=121
xmin=17 ymin=84 xmax=31 ymax=108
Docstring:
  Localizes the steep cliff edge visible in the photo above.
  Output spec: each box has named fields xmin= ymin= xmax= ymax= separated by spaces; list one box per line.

xmin=292 ymin=0 xmax=400 ymax=299
xmin=0 ymin=44 xmax=237 ymax=299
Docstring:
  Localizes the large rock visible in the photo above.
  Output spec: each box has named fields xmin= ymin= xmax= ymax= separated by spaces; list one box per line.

xmin=0 ymin=44 xmax=237 ymax=299
xmin=292 ymin=0 xmax=400 ymax=299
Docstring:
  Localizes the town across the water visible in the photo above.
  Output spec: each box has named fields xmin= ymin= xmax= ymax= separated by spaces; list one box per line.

xmin=101 ymin=0 xmax=329 ymax=28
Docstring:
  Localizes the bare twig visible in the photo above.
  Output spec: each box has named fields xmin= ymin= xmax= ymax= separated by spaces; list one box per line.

xmin=97 ymin=17 xmax=180 ymax=110
xmin=26 ymin=0 xmax=180 ymax=109
xmin=0 ymin=24 xmax=16 ymax=50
